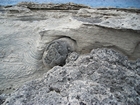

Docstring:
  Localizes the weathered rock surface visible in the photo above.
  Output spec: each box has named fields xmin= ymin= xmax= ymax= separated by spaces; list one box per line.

xmin=3 ymin=48 xmax=140 ymax=105
xmin=0 ymin=3 xmax=140 ymax=99
xmin=17 ymin=2 xmax=90 ymax=10
xmin=4 ymin=6 xmax=31 ymax=13
xmin=39 ymin=8 xmax=140 ymax=59
xmin=43 ymin=38 xmax=76 ymax=67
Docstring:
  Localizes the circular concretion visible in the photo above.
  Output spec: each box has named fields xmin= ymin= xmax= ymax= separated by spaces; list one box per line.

xmin=43 ymin=38 xmax=76 ymax=67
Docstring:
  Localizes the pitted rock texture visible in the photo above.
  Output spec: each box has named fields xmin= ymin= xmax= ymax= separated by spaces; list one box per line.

xmin=0 ymin=6 xmax=140 ymax=98
xmin=43 ymin=38 xmax=75 ymax=67
xmin=17 ymin=2 xmax=90 ymax=10
xmin=3 ymin=49 xmax=140 ymax=105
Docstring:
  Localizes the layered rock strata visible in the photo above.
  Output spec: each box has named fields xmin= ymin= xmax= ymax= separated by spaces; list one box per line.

xmin=17 ymin=2 xmax=90 ymax=10
xmin=0 ymin=3 xmax=140 ymax=103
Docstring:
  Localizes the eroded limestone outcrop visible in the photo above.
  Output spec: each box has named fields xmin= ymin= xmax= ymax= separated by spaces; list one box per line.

xmin=4 ymin=6 xmax=31 ymax=13
xmin=0 ymin=3 xmax=140 ymax=103
xmin=3 ymin=49 xmax=140 ymax=105
xmin=17 ymin=2 xmax=90 ymax=10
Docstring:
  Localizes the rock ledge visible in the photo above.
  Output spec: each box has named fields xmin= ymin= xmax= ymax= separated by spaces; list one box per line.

xmin=17 ymin=2 xmax=90 ymax=10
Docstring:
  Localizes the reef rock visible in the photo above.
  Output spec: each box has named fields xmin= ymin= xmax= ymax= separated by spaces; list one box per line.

xmin=0 ymin=3 xmax=140 ymax=100
xmin=17 ymin=2 xmax=90 ymax=10
xmin=3 ymin=49 xmax=140 ymax=105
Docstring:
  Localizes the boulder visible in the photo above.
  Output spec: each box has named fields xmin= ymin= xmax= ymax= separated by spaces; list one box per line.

xmin=43 ymin=38 xmax=76 ymax=67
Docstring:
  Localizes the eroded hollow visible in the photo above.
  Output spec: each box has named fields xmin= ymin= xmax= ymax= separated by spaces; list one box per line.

xmin=42 ymin=37 xmax=76 ymax=67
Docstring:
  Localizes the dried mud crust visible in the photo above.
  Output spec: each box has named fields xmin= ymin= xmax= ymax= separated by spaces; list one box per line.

xmin=3 ymin=48 xmax=140 ymax=105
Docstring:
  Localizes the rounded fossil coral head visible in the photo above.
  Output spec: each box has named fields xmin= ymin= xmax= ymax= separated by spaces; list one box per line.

xmin=43 ymin=38 xmax=76 ymax=67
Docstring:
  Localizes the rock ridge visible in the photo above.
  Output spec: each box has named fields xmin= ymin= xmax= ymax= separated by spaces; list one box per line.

xmin=17 ymin=2 xmax=90 ymax=10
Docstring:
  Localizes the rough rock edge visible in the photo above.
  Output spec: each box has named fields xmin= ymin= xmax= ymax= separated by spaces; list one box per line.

xmin=4 ymin=6 xmax=31 ymax=13
xmin=16 ymin=2 xmax=91 ymax=10
xmin=2 ymin=48 xmax=140 ymax=105
xmin=96 ymin=8 xmax=140 ymax=13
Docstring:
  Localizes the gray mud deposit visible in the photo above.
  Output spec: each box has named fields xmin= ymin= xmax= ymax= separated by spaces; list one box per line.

xmin=0 ymin=3 xmax=140 ymax=105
